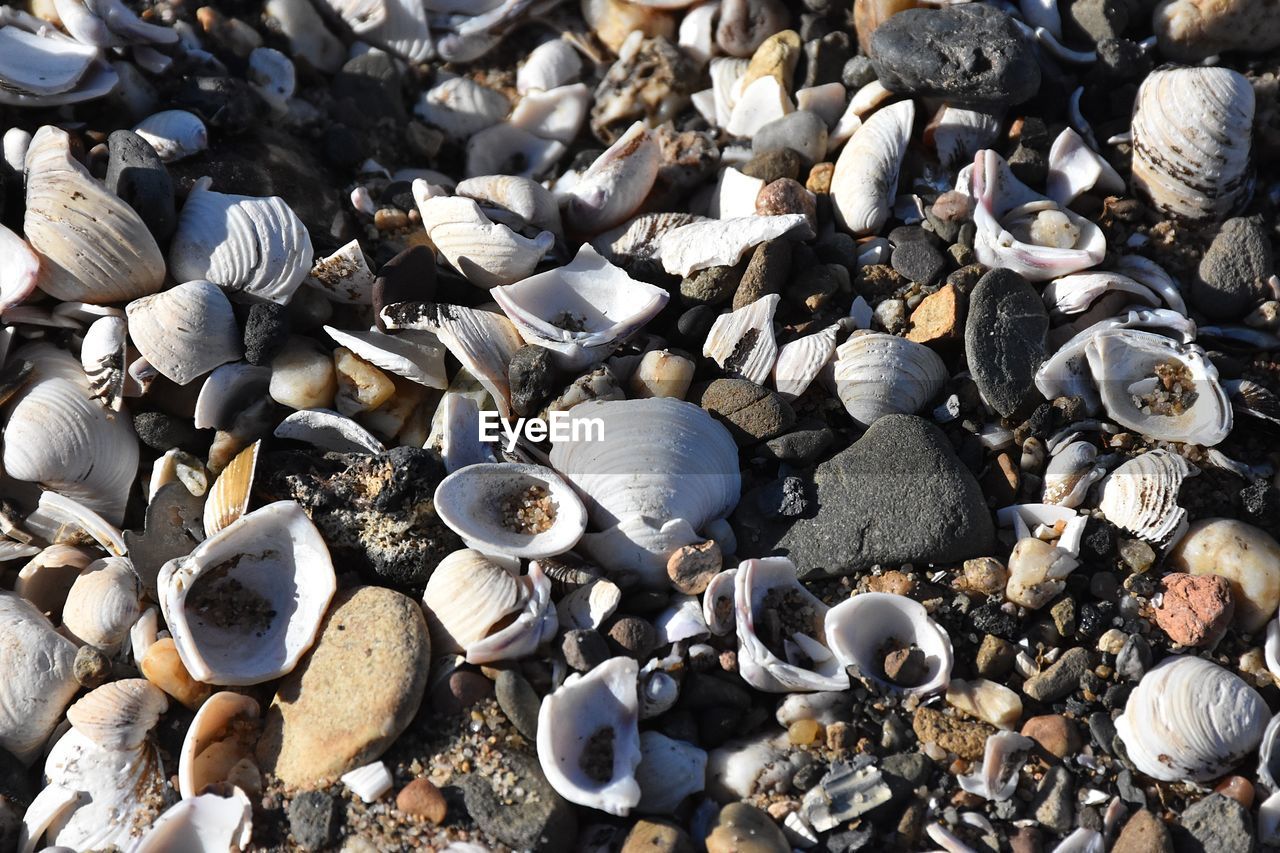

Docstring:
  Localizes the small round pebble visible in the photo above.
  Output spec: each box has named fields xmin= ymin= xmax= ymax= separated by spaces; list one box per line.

xmin=667 ymin=540 xmax=723 ymax=594
xmin=508 ymin=345 xmax=560 ymax=418
xmin=396 ymin=778 xmax=447 ymax=824
xmin=753 ymin=110 xmax=828 ymax=166
xmin=494 ymin=668 xmax=541 ymax=742
xmin=606 ymin=616 xmax=658 ymax=659
xmin=287 ymin=791 xmax=342 ymax=852
xmin=269 ymin=336 xmax=338 ymax=410
xmin=562 ymin=629 xmax=610 ymax=672
xmin=706 ymin=802 xmax=791 ymax=853
xmin=73 ymin=645 xmax=111 ymax=688
xmin=620 ymin=819 xmax=695 ymax=853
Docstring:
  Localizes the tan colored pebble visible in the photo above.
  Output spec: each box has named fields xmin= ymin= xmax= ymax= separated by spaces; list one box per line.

xmin=582 ymin=0 xmax=675 ymax=53
xmin=946 ymin=677 xmax=1023 ymax=730
xmin=1154 ymin=0 xmax=1280 ymax=61
xmin=631 ymin=349 xmax=695 ymax=400
xmin=396 ymin=778 xmax=447 ymax=824
xmin=741 ymin=29 xmax=803 ymax=93
xmin=666 ymin=540 xmax=722 ymax=594
xmin=270 ymin=336 xmax=338 ymax=410
xmin=1097 ymin=628 xmax=1128 ymax=655
xmin=961 ymin=557 xmax=1009 ymax=596
xmin=1112 ymin=809 xmax=1173 ymax=853
xmin=906 ymin=283 xmax=965 ymax=347
xmin=806 ymin=162 xmax=834 ymax=194
xmin=755 ymin=178 xmax=817 ymax=229
xmin=141 ymin=637 xmax=213 ymax=711
xmin=866 ymin=569 xmax=914 ymax=596
xmin=620 ymin=818 xmax=695 ymax=853
xmin=788 ymin=718 xmax=822 ymax=746
xmin=705 ymin=802 xmax=790 ymax=853
xmin=912 ymin=706 xmax=995 ymax=760
xmin=374 ymin=208 xmax=409 ymax=231
xmin=333 ymin=347 xmax=396 ymax=416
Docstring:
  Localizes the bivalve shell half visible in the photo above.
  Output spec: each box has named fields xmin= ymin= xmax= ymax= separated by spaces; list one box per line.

xmin=415 ymin=188 xmax=554 ymax=289
xmin=61 ymin=557 xmax=142 ymax=653
xmin=830 ymin=100 xmax=914 ymax=236
xmin=658 ymin=214 xmax=813 ymax=277
xmin=132 ymin=788 xmax=253 ymax=853
xmin=774 ymin=322 xmax=845 ymax=401
xmin=158 ymin=501 xmax=337 ymax=685
xmin=565 ymin=122 xmax=661 ymax=235
xmin=1116 ymin=655 xmax=1267 ymax=782
xmin=0 ymin=222 xmax=39 ymax=312
xmin=456 ymin=174 xmax=562 ymax=237
xmin=831 ymin=331 xmax=947 ymax=427
xmin=126 ymin=280 xmax=243 ymax=385
xmin=305 ymin=239 xmax=375 ymax=304
xmin=433 ymin=463 xmax=587 ymax=559
xmin=517 ymin=37 xmax=582 ymax=94
xmin=0 ymin=592 xmax=79 ymax=765
xmin=65 ymin=678 xmax=168 ymax=752
xmin=0 ymin=12 xmax=118 ymax=106
xmin=132 ymin=110 xmax=208 ymax=162
xmin=203 ymin=440 xmax=260 ymax=538
xmin=825 ymin=591 xmax=953 ymax=695
xmin=1097 ymin=449 xmax=1193 ymax=547
xmin=178 ymin=692 xmax=261 ymax=799
xmin=324 ymin=326 xmax=447 ymax=389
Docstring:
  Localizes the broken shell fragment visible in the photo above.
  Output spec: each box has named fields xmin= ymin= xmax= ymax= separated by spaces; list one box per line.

xmin=1041 ymin=440 xmax=1105 ymax=507
xmin=273 ymin=408 xmax=386 ymax=454
xmin=1046 ymin=127 xmax=1124 ymax=206
xmin=0 ymin=12 xmax=119 ymax=106
xmin=305 ymin=240 xmax=376 ymax=304
xmin=433 ymin=462 xmax=587 ymax=559
xmin=80 ymin=314 xmax=128 ymax=410
xmin=456 ymin=174 xmax=563 ymax=237
xmin=415 ymin=188 xmax=554 ymax=289
xmin=657 ymin=214 xmax=813 ymax=277
xmin=703 ymin=294 xmax=780 ymax=386
xmin=178 ymin=692 xmax=261 ymax=798
xmin=133 ymin=110 xmax=208 ymax=162
xmin=323 ymin=325 xmax=447 ymax=389
xmin=1098 ymin=449 xmax=1193 ymax=547
xmin=0 ymin=223 xmax=40 ymax=312
xmin=824 ymin=591 xmax=953 ymax=695
xmin=774 ymin=322 xmax=844 ymax=400
xmin=565 ymin=122 xmax=661 ymax=235
xmin=203 ymin=440 xmax=260 ymax=538
xmin=132 ymin=788 xmax=253 ymax=853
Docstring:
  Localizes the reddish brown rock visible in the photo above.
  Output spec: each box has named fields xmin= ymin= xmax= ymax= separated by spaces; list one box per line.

xmin=755 ymin=178 xmax=817 ymax=230
xmin=1154 ymin=572 xmax=1234 ymax=647
xmin=396 ymin=778 xmax=447 ymax=824
xmin=1112 ymin=809 xmax=1173 ymax=853
xmin=906 ymin=283 xmax=964 ymax=347
xmin=1020 ymin=714 xmax=1081 ymax=760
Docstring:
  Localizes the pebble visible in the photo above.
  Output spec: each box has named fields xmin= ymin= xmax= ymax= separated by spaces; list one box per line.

xmin=790 ymin=264 xmax=841 ymax=312
xmin=1020 ymin=714 xmax=1080 ymax=759
xmin=1115 ymin=633 xmax=1152 ymax=681
xmin=434 ymin=669 xmax=494 ymax=715
xmin=802 ymin=31 xmax=853 ymax=88
xmin=806 ymin=162 xmax=834 ymax=194
xmin=753 ymin=110 xmax=829 ymax=166
xmin=841 ymin=54 xmax=879 ymax=90
xmin=1214 ymin=776 xmax=1254 ymax=809
xmin=621 ymin=819 xmax=695 ymax=853
xmin=1194 ymin=217 xmax=1272 ymax=321
xmin=868 ymin=4 xmax=1040 ymax=107
xmin=1067 ymin=0 xmax=1128 ymax=44
xmin=1031 ymin=765 xmax=1074 ymax=834
xmin=607 ymin=616 xmax=658 ymax=659
xmin=946 ymin=678 xmax=1023 ymax=729
xmin=1022 ymin=647 xmax=1092 ymax=703
xmin=140 ymin=637 xmax=213 ymax=710
xmin=270 ymin=336 xmax=338 ymax=410
xmin=396 ymin=778 xmax=447 ymax=824
xmin=287 ymin=790 xmax=342 ymax=851
xmin=244 ymin=302 xmax=291 ymax=366
xmin=854 ymin=0 xmax=920 ymax=53
xmin=105 ymin=130 xmax=176 ymax=241
xmin=1113 ymin=809 xmax=1173 ymax=853
xmin=1176 ymin=793 xmax=1255 ymax=853
xmin=494 ymin=668 xmax=541 ymax=742
xmin=1153 ymin=573 xmax=1234 ymax=647
xmin=706 ymin=802 xmax=791 ymax=853
xmin=681 ymin=265 xmax=741 ymax=307
xmin=562 ymin=629 xmax=610 ymax=672
xmin=912 ymin=706 xmax=995 ymax=760
xmin=906 ymin=282 xmax=964 ymax=348
xmin=739 ymin=415 xmax=994 ymax=579
xmin=755 ymin=178 xmax=817 ymax=231
xmin=734 ymin=240 xmax=792 ymax=309
xmin=763 ymin=423 xmax=835 ymax=464
xmin=741 ymin=148 xmax=803 ymax=184
xmin=256 ymin=586 xmax=431 ymax=786
xmin=976 ymin=634 xmax=1017 ymax=679
xmin=1154 ymin=0 xmax=1280 ymax=60
xmin=458 ymin=750 xmax=578 ymax=852
xmin=333 ymin=347 xmax=395 ymax=415
xmin=73 ymin=645 xmax=111 ymax=688
xmin=667 ymin=540 xmax=723 ymax=594
xmin=964 ymin=268 xmax=1049 ymax=418
xmin=891 ymin=239 xmax=948 ymax=286
xmin=695 ymin=378 xmax=796 ymax=444
xmin=373 ymin=245 xmax=436 ymax=331
xmin=133 ymin=411 xmax=204 ymax=454
xmin=509 ymin=345 xmax=561 ymax=417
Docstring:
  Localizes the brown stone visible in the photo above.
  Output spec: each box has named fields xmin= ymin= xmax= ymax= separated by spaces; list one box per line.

xmin=883 ymin=646 xmax=927 ymax=686
xmin=1009 ymin=825 xmax=1043 ymax=853
xmin=806 ymin=162 xmax=834 ymax=194
xmin=982 ymin=451 xmax=1019 ymax=506
xmin=906 ymin=283 xmax=964 ymax=347
xmin=667 ymin=540 xmax=723 ymax=594
xmin=396 ymin=778 xmax=447 ymax=824
xmin=961 ymin=557 xmax=1009 ymax=596
xmin=705 ymin=803 xmax=789 ymax=853
xmin=975 ymin=634 xmax=1017 ymax=679
xmin=867 ymin=569 xmax=915 ymax=596
xmin=1214 ymin=775 xmax=1255 ymax=808
xmin=1154 ymin=572 xmax=1234 ymax=646
xmin=1020 ymin=714 xmax=1080 ymax=760
xmin=621 ymin=819 xmax=696 ymax=853
xmin=854 ymin=0 xmax=921 ymax=53
xmin=912 ymin=706 xmax=995 ymax=760
xmin=755 ymin=178 xmax=816 ymax=230
xmin=1112 ymin=809 xmax=1173 ymax=853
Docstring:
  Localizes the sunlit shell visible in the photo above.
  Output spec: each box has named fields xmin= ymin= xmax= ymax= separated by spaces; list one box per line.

xmin=305 ymin=240 xmax=375 ymax=305
xmin=274 ymin=408 xmax=386 ymax=454
xmin=324 ymin=326 xmax=447 ymax=389
xmin=132 ymin=788 xmax=253 ymax=853
xmin=415 ymin=188 xmax=554 ymax=289
xmin=564 ymin=122 xmax=661 ymax=235
xmin=133 ymin=110 xmax=208 ymax=162
xmin=1097 ymin=449 xmax=1193 ymax=546
xmin=203 ymin=440 xmax=260 ymax=538
xmin=52 ymin=0 xmax=177 ymax=45
xmin=126 ymin=281 xmax=243 ymax=385
xmin=0 ymin=11 xmax=118 ymax=107
xmin=80 ymin=315 xmax=128 ymax=411
xmin=657 ymin=214 xmax=813 ymax=277
xmin=0 ymin=592 xmax=79 ymax=765
xmin=831 ymin=331 xmax=948 ymax=427
xmin=830 ymin=100 xmax=914 ymax=236
xmin=61 ymin=557 xmax=142 ymax=652
xmin=825 ymin=591 xmax=953 ymax=695
xmin=66 ymin=678 xmax=168 ymax=751
xmin=0 ymin=222 xmax=40 ymax=312
xmin=456 ymin=174 xmax=563 ymax=237
xmin=434 ymin=463 xmax=587 ymax=559
xmin=178 ymin=692 xmax=261 ymax=799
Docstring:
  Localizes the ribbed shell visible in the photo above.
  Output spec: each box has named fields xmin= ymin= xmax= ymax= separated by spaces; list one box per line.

xmin=24 ymin=126 xmax=165 ymax=303
xmin=80 ymin=314 xmax=128 ymax=411
xmin=416 ymin=192 xmax=554 ymax=289
xmin=203 ymin=439 xmax=259 ymax=538
xmin=456 ymin=174 xmax=562 ymax=236
xmin=1098 ymin=449 xmax=1191 ymax=545
xmin=126 ymin=280 xmax=243 ymax=385
xmin=830 ymin=100 xmax=915 ymax=236
xmin=0 ymin=592 xmax=79 ymax=765
xmin=1131 ymin=67 xmax=1254 ymax=221
xmin=832 ymin=332 xmax=948 ymax=427
xmin=703 ymin=294 xmax=779 ymax=386
xmin=422 ymin=549 xmax=524 ymax=652
xmin=66 ymin=678 xmax=168 ymax=751
xmin=61 ymin=557 xmax=142 ymax=652
xmin=565 ymin=122 xmax=660 ymax=234
xmin=0 ymin=221 xmax=39 ymax=311
xmin=133 ymin=110 xmax=208 ymax=162
xmin=517 ymin=38 xmax=582 ymax=94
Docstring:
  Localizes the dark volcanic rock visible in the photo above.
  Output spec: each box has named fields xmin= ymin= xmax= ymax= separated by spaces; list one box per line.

xmin=105 ymin=130 xmax=176 ymax=242
xmin=965 ymin=268 xmax=1049 ymax=417
xmin=256 ymin=446 xmax=461 ymax=588
xmin=869 ymin=5 xmax=1041 ymax=107
xmin=733 ymin=414 xmax=995 ymax=578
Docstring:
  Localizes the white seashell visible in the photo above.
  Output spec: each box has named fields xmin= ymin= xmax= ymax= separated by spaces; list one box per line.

xmin=556 ymin=576 xmax=622 ymax=631
xmin=828 ymin=81 xmax=897 ymax=153
xmin=133 ymin=110 xmax=208 ymax=162
xmin=1041 ymin=441 xmax=1105 ymax=507
xmin=126 ymin=281 xmax=243 ymax=385
xmin=24 ymin=126 xmax=165 ymax=304
xmin=736 ymin=557 xmax=849 ymax=693
xmin=158 ymin=501 xmax=337 ymax=685
xmin=465 ymin=122 xmax=567 ymax=179
xmin=961 ymin=149 xmax=1106 ymax=281
xmin=1116 ymin=655 xmax=1267 ymax=782
xmin=148 ymin=448 xmax=208 ymax=500
xmin=1005 ymin=537 xmax=1080 ymax=609
xmin=132 ymin=788 xmax=253 ymax=853
xmin=52 ymin=0 xmax=176 ymax=45
xmin=928 ymin=105 xmax=1003 ymax=172
xmin=324 ymin=326 xmax=446 ymax=390
xmin=1041 ymin=272 xmax=1161 ymax=316
xmin=957 ymin=731 xmax=1035 ymax=801
xmin=1169 ymin=518 xmax=1280 ymax=633
xmin=1085 ymin=329 xmax=1231 ymax=445
xmin=549 ymin=398 xmax=741 ymax=587
xmin=14 ymin=546 xmax=94 ymax=620
xmin=321 ymin=0 xmax=431 ymax=61
xmin=248 ymin=46 xmax=295 ymax=112
xmin=710 ymin=167 xmax=766 ymax=219
xmin=304 ymin=240 xmax=375 ymax=305
xmin=66 ymin=678 xmax=167 ymax=752
xmin=825 ymin=591 xmax=953 ymax=695
xmin=706 ymin=732 xmax=805 ymax=800
xmin=510 ymin=83 xmax=591 ymax=145
xmin=415 ymin=74 xmax=509 ymax=141
xmin=0 ymin=592 xmax=79 ymax=765
xmin=565 ymin=122 xmax=661 ymax=235
xmin=1046 ymin=127 xmax=1124 ymax=206
xmin=492 ymin=244 xmax=669 ymax=371
xmin=178 ymin=692 xmax=261 ymax=799
xmin=1098 ymin=449 xmax=1193 ymax=547
xmin=830 ymin=331 xmax=948 ymax=427
xmin=537 ymin=656 xmax=642 ymax=816
xmin=0 ymin=10 xmax=118 ymax=106
xmin=1111 ymin=255 xmax=1188 ymax=316
xmin=274 ymin=408 xmax=386 ymax=454
xmin=0 ymin=222 xmax=39 ymax=312
xmin=80 ymin=315 xmax=128 ymax=411
xmin=170 ymin=177 xmax=314 ymax=304
xmin=635 ymin=731 xmax=706 ymax=813
xmin=658 ymin=214 xmax=813 ymax=276
xmin=61 ymin=557 xmax=142 ymax=652
xmin=706 ymin=56 xmax=748 ymax=128
xmin=434 ymin=463 xmax=586 ymax=558
xmin=830 ymin=100 xmax=914 ymax=236
xmin=435 ymin=390 xmax=497 ymax=473
xmin=342 ymin=761 xmax=393 ymax=802
xmin=702 ymin=568 xmax=737 ymax=636
xmin=16 ymin=781 xmax=77 ymax=853
xmin=703 ymin=294 xmax=779 ymax=385
xmin=678 ymin=2 xmax=718 ymax=66
xmin=726 ymin=75 xmax=793 ymax=137
xmin=203 ymin=440 xmax=259 ymax=538
xmin=416 ymin=190 xmax=554 ymax=289
xmin=1131 ymin=66 xmax=1253 ymax=221
xmin=457 ymin=174 xmax=562 ymax=237
xmin=592 ymin=211 xmax=705 ymax=268
xmin=518 ymin=38 xmax=582 ymax=94
xmin=194 ymin=364 xmax=272 ymax=430
xmin=23 ymin=490 xmax=126 ymax=557
xmin=774 ymin=322 xmax=845 ymax=400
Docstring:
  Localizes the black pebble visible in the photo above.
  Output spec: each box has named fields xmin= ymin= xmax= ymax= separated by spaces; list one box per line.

xmin=105 ymin=130 xmax=176 ymax=242
xmin=1007 ymin=143 xmax=1048 ymax=187
xmin=133 ymin=411 xmax=202 ymax=453
xmin=891 ymin=240 xmax=947 ymax=286
xmin=373 ymin=245 xmax=437 ymax=331
xmin=1194 ymin=216 xmax=1273 ymax=321
xmin=970 ymin=602 xmax=1019 ymax=639
xmin=676 ymin=304 xmax=718 ymax=345
xmin=321 ymin=125 xmax=363 ymax=169
xmin=1080 ymin=516 xmax=1117 ymax=562
xmin=841 ymin=55 xmax=878 ymax=90
xmin=287 ymin=791 xmax=342 ymax=852
xmin=964 ymin=268 xmax=1049 ymax=418
xmin=508 ymin=345 xmax=560 ymax=418
xmin=244 ymin=303 xmax=290 ymax=366
xmin=173 ymin=76 xmax=264 ymax=132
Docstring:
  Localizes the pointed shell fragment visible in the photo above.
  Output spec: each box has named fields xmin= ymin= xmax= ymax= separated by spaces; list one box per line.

xmin=830 ymin=100 xmax=915 ymax=236
xmin=132 ymin=789 xmax=254 ymax=853
xmin=703 ymin=294 xmax=780 ymax=385
xmin=203 ymin=440 xmax=260 ymax=537
xmin=565 ymin=122 xmax=661 ymax=235
xmin=433 ymin=463 xmax=587 ymax=559
xmin=305 ymin=239 xmax=376 ymax=304
xmin=774 ymin=322 xmax=844 ymax=400
xmin=0 ymin=13 xmax=118 ymax=106
xmin=126 ymin=280 xmax=243 ymax=385
xmin=456 ymin=174 xmax=563 ymax=237
xmin=324 ymin=325 xmax=447 ymax=388
xmin=178 ymin=691 xmax=261 ymax=799
xmin=657 ymin=214 xmax=814 ymax=277
xmin=274 ymin=408 xmax=386 ymax=454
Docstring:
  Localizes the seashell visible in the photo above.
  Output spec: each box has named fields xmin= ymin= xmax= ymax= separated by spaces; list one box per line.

xmin=423 ymin=549 xmax=556 ymax=663
xmin=23 ymin=490 xmax=126 ymax=556
xmin=1111 ymin=255 xmax=1188 ymax=316
xmin=1116 ymin=655 xmax=1267 ymax=782
xmin=654 ymin=594 xmax=708 ymax=645
xmin=510 ymin=83 xmax=591 ymax=145
xmin=17 ymin=780 xmax=77 ymax=853
xmin=1046 ymin=127 xmax=1124 ymax=206
xmin=324 ymin=326 xmax=447 ymax=390
xmin=465 ymin=122 xmax=567 ymax=180
xmin=0 ymin=9 xmax=119 ymax=106
xmin=414 ymin=74 xmax=509 ymax=141
xmin=61 ymin=557 xmax=142 ymax=652
xmin=961 ymin=149 xmax=1105 ymax=281
xmin=248 ymin=46 xmax=295 ymax=112
xmin=24 ymin=126 xmax=165 ymax=304
xmin=657 ymin=214 xmax=813 ymax=277
xmin=735 ymin=557 xmax=849 ymax=693
xmin=830 ymin=331 xmax=947 ymax=427
xmin=433 ymin=389 xmax=497 ymax=473
xmin=0 ymin=592 xmax=79 ymax=764
xmin=132 ymin=110 xmax=208 ymax=162
xmin=14 ymin=546 xmax=94 ymax=620
xmin=1085 ymin=328 xmax=1231 ymax=445
xmin=126 ymin=281 xmax=243 ymax=385
xmin=66 ymin=678 xmax=167 ymax=751
xmin=581 ymin=0 xmax=675 ymax=52
xmin=635 ymin=731 xmax=706 ymax=813
xmin=725 ymin=75 xmax=793 ymax=137
xmin=178 ymin=692 xmax=261 ymax=798
xmin=556 ymin=576 xmax=622 ymax=631
xmin=706 ymin=731 xmax=806 ymax=800
xmin=679 ymin=1 xmax=718 ymax=66
xmin=52 ymin=0 xmax=176 ymax=45
xmin=957 ymin=731 xmax=1035 ymax=801
xmin=549 ymin=398 xmax=741 ymax=587
xmin=0 ymin=223 xmax=39 ymax=312
xmin=1041 ymin=272 xmax=1162 ymax=317
xmin=457 ymin=174 xmax=562 ymax=238
xmin=1168 ymin=518 xmax=1280 ymax=633
xmin=830 ymin=100 xmax=914 ymax=236
xmin=537 ymin=655 xmax=642 ymax=816
xmin=169 ymin=177 xmax=315 ymax=305
xmin=1097 ymin=449 xmax=1193 ymax=547
xmin=147 ymin=452 xmax=207 ymax=498
xmin=132 ymin=789 xmax=253 ymax=853
xmin=79 ymin=315 xmax=127 ymax=411
xmin=825 ymin=591 xmax=953 ymax=695
xmin=1041 ymin=440 xmax=1104 ymax=507
xmin=274 ymin=408 xmax=386 ymax=454
xmin=703 ymin=294 xmax=779 ymax=385
xmin=203 ymin=440 xmax=260 ymax=537
xmin=434 ymin=463 xmax=587 ymax=559
xmin=592 ymin=211 xmax=704 ymax=269
xmin=320 ymin=0 xmax=431 ymax=61
xmin=828 ymin=81 xmax=897 ymax=153
xmin=342 ymin=761 xmax=393 ymax=802
xmin=495 ymin=245 xmax=668 ymax=371
xmin=305 ymin=240 xmax=375 ymax=305
xmin=1130 ymin=66 xmax=1253 ymax=221
xmin=131 ymin=606 xmax=160 ymax=663
xmin=415 ymin=189 xmax=554 ymax=289
xmin=194 ymin=364 xmax=272 ymax=430
xmin=565 ymin=122 xmax=661 ymax=235
xmin=381 ymin=302 xmax=523 ymax=417
xmin=518 ymin=38 xmax=582 ymax=94
xmin=710 ymin=167 xmax=766 ymax=219
xmin=927 ymin=105 xmax=1003 ymax=172
xmin=158 ymin=501 xmax=337 ymax=685
xmin=702 ymin=568 xmax=737 ymax=635
xmin=1005 ymin=537 xmax=1079 ymax=609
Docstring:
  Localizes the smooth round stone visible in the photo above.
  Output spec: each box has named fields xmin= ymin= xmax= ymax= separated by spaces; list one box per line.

xmin=256 ymin=586 xmax=431 ymax=787
xmin=891 ymin=239 xmax=948 ymax=285
xmin=622 ymin=819 xmax=696 ymax=853
xmin=706 ymin=803 xmax=790 ymax=853
xmin=681 ymin=265 xmax=741 ymax=307
xmin=270 ymin=336 xmax=338 ymax=410
xmin=396 ymin=778 xmax=447 ymax=824
xmin=755 ymin=178 xmax=817 ymax=230
xmin=695 ymin=378 xmax=796 ymax=445
xmin=740 ymin=148 xmax=802 ymax=184
xmin=1194 ymin=217 xmax=1272 ymax=321
xmin=964 ymin=268 xmax=1048 ymax=418
xmin=105 ymin=129 xmax=176 ymax=241
xmin=561 ymin=629 xmax=610 ymax=672
xmin=869 ymin=4 xmax=1041 ymax=107
xmin=494 ymin=668 xmax=541 ymax=741
xmin=752 ymin=110 xmax=828 ymax=166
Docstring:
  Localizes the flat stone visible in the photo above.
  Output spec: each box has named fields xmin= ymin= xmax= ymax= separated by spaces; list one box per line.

xmin=1067 ymin=0 xmax=1128 ymax=43
xmin=1020 ymin=714 xmax=1080 ymax=759
xmin=869 ymin=4 xmax=1041 ymax=107
xmin=706 ymin=802 xmax=790 ymax=853
xmin=763 ymin=424 xmax=836 ymax=464
xmin=1194 ymin=217 xmax=1272 ymax=321
xmin=911 ymin=706 xmax=995 ymax=760
xmin=735 ymin=415 xmax=995 ymax=579
xmin=1114 ymin=809 xmax=1173 ymax=853
xmin=1022 ymin=647 xmax=1091 ymax=703
xmin=695 ymin=378 xmax=796 ymax=444
xmin=256 ymin=586 xmax=431 ymax=787
xmin=965 ymin=268 xmax=1048 ymax=418
xmin=458 ymin=750 xmax=578 ymax=852
xmin=1032 ymin=765 xmax=1074 ymax=834
xmin=891 ymin=239 xmax=948 ymax=286
xmin=753 ymin=110 xmax=829 ymax=166
xmin=287 ymin=791 xmax=342 ymax=851
xmin=1154 ymin=573 xmax=1234 ymax=647
xmin=494 ymin=669 xmax=541 ymax=741
xmin=1175 ymin=793 xmax=1255 ymax=853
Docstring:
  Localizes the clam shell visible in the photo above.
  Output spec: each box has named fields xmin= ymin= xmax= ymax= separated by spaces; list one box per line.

xmin=158 ymin=501 xmax=337 ymax=685
xmin=517 ymin=37 xmax=582 ymax=93
xmin=194 ymin=364 xmax=272 ymax=430
xmin=14 ymin=545 xmax=94 ymax=620
xmin=957 ymin=731 xmax=1035 ymax=801
xmin=52 ymin=0 xmax=177 ymax=46
xmin=0 ymin=592 xmax=79 ymax=765
xmin=324 ymin=326 xmax=447 ymax=389
xmin=434 ymin=462 xmax=587 ymax=559
xmin=80 ymin=315 xmax=128 ymax=411
xmin=592 ymin=211 xmax=704 ymax=270
xmin=927 ymin=104 xmax=1003 ymax=172
xmin=493 ymin=244 xmax=669 ymax=371
xmin=23 ymin=490 xmax=127 ymax=556
xmin=416 ymin=189 xmax=554 ymax=289
xmin=1097 ymin=449 xmax=1193 ymax=546
xmin=831 ymin=331 xmax=948 ymax=427
xmin=457 ymin=174 xmax=562 ymax=237
xmin=126 ymin=280 xmax=243 ymax=385
xmin=133 ymin=110 xmax=208 ymax=162
xmin=635 ymin=731 xmax=706 ymax=813
xmin=1116 ymin=655 xmax=1267 ymax=782
xmin=825 ymin=591 xmax=953 ymax=695
xmin=565 ymin=122 xmax=661 ymax=235
xmin=178 ymin=692 xmax=260 ymax=799
xmin=537 ymin=655 xmax=642 ymax=816
xmin=1131 ymin=66 xmax=1253 ymax=221
xmin=305 ymin=239 xmax=375 ymax=305
xmin=1041 ymin=272 xmax=1161 ymax=317
xmin=248 ymin=46 xmax=295 ymax=111
xmin=703 ymin=294 xmax=780 ymax=385
xmin=0 ymin=11 xmax=119 ymax=106
xmin=465 ymin=122 xmax=567 ymax=179
xmin=132 ymin=789 xmax=253 ymax=853
xmin=321 ymin=0 xmax=431 ymax=61
xmin=17 ymin=780 xmax=77 ymax=853
xmin=24 ymin=126 xmax=165 ymax=303
xmin=435 ymin=390 xmax=497 ymax=472
xmin=830 ymin=99 xmax=914 ymax=236
xmin=774 ymin=322 xmax=844 ymax=401
xmin=61 ymin=557 xmax=142 ymax=652
xmin=203 ymin=440 xmax=260 ymax=538
xmin=702 ymin=568 xmax=737 ymax=636
xmin=414 ymin=74 xmax=509 ymax=141
xmin=0 ymin=222 xmax=39 ymax=312
xmin=66 ymin=678 xmax=168 ymax=751
xmin=169 ymin=177 xmax=315 ymax=305
xmin=657 ymin=214 xmax=813 ymax=277
xmin=510 ymin=83 xmax=591 ymax=145
xmin=274 ymin=408 xmax=386 ymax=454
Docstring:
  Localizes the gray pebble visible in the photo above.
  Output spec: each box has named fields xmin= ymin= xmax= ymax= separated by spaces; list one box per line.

xmin=561 ymin=629 xmax=610 ymax=672
xmin=891 ymin=239 xmax=948 ymax=285
xmin=753 ymin=110 xmax=828 ymax=166
xmin=1176 ymin=793 xmax=1255 ymax=853
xmin=494 ymin=669 xmax=541 ymax=741
xmin=1194 ymin=217 xmax=1273 ymax=321
xmin=681 ymin=265 xmax=740 ymax=307
xmin=1022 ymin=647 xmax=1092 ymax=702
xmin=287 ymin=791 xmax=342 ymax=851
xmin=509 ymin=345 xmax=560 ymax=418
xmin=106 ymin=130 xmax=176 ymax=241
xmin=1032 ymin=765 xmax=1074 ymax=834
xmin=965 ymin=268 xmax=1049 ymax=417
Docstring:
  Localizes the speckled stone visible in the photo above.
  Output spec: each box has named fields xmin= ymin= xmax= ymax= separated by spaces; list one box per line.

xmin=964 ymin=268 xmax=1048 ymax=418
xmin=695 ymin=378 xmax=796 ymax=444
